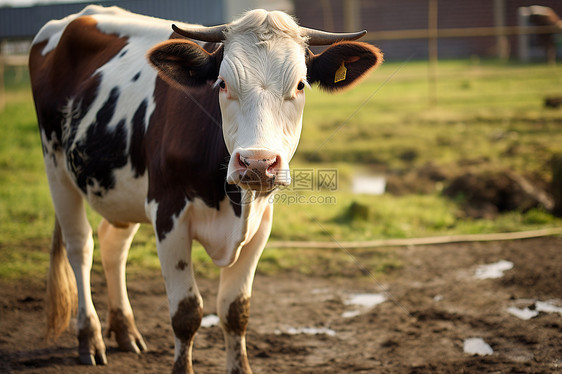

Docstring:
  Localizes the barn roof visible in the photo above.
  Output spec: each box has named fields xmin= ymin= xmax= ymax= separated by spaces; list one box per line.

xmin=0 ymin=0 xmax=226 ymax=39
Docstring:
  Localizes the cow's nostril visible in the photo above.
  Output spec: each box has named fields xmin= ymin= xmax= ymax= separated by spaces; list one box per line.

xmin=266 ymin=156 xmax=279 ymax=174
xmin=238 ymin=154 xmax=249 ymax=168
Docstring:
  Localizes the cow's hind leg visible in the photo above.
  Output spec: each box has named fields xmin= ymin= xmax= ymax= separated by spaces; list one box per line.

xmin=44 ymin=163 xmax=106 ymax=365
xmin=98 ymin=219 xmax=147 ymax=353
xmin=217 ymin=204 xmax=273 ymax=374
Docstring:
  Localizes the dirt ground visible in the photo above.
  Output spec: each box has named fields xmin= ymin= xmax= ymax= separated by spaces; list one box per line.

xmin=1 ymin=237 xmax=561 ymax=373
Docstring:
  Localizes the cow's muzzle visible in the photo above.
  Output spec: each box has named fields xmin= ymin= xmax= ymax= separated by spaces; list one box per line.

xmin=227 ymin=149 xmax=290 ymax=191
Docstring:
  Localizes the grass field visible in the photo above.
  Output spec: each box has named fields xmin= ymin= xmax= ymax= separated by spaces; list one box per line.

xmin=1 ymin=59 xmax=561 ymax=280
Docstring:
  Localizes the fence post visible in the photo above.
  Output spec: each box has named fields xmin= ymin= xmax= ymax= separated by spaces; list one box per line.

xmin=518 ymin=7 xmax=530 ymax=62
xmin=428 ymin=0 xmax=438 ymax=106
xmin=494 ymin=0 xmax=509 ymax=60
xmin=343 ymin=0 xmax=360 ymax=32
xmin=0 ymin=49 xmax=4 ymax=111
xmin=552 ymin=154 xmax=562 ymax=217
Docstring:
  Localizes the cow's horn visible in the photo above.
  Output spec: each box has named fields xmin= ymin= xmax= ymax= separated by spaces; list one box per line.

xmin=172 ymin=23 xmax=228 ymax=42
xmin=300 ymin=27 xmax=367 ymax=45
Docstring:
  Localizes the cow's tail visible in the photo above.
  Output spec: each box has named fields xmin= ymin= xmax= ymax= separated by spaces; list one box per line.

xmin=46 ymin=216 xmax=77 ymax=341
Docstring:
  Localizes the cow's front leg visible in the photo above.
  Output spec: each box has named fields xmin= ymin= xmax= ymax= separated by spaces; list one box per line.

xmin=153 ymin=213 xmax=202 ymax=374
xmin=218 ymin=204 xmax=273 ymax=374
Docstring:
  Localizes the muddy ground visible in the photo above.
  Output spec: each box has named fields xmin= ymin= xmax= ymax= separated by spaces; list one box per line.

xmin=1 ymin=237 xmax=561 ymax=373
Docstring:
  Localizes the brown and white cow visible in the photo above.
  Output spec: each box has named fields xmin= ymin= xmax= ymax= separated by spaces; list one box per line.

xmin=29 ymin=5 xmax=382 ymax=373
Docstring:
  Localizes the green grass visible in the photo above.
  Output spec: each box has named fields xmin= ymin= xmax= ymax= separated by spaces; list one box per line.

xmin=1 ymin=60 xmax=562 ymax=281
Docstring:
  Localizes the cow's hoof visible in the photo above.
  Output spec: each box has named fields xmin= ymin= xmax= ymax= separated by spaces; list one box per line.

xmin=78 ymin=351 xmax=107 ymax=366
xmin=79 ymin=351 xmax=107 ymax=366
xmin=79 ymin=353 xmax=95 ymax=366
xmin=96 ymin=351 xmax=108 ymax=365
xmin=119 ymin=336 xmax=148 ymax=354
xmin=108 ymin=309 xmax=147 ymax=353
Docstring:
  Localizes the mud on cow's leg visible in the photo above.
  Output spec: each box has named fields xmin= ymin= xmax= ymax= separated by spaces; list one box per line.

xmin=221 ymin=296 xmax=252 ymax=374
xmin=171 ymin=296 xmax=203 ymax=374
xmin=98 ymin=219 xmax=147 ymax=353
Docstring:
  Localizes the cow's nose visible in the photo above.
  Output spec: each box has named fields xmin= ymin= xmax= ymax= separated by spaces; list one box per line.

xmin=230 ymin=150 xmax=289 ymax=190
xmin=238 ymin=154 xmax=278 ymax=178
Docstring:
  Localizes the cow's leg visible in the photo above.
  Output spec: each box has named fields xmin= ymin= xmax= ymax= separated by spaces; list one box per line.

xmin=218 ymin=204 xmax=273 ymax=374
xmin=98 ymin=219 xmax=147 ymax=353
xmin=44 ymin=164 xmax=106 ymax=365
xmin=153 ymin=214 xmax=201 ymax=374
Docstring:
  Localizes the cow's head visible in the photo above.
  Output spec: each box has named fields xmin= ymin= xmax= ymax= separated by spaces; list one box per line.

xmin=149 ymin=9 xmax=382 ymax=192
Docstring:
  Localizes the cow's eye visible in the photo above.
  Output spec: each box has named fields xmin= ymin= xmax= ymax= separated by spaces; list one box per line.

xmin=297 ymin=81 xmax=305 ymax=91
xmin=215 ymin=78 xmax=227 ymax=92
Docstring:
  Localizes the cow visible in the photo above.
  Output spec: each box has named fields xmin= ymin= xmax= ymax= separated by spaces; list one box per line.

xmin=29 ymin=5 xmax=382 ymax=373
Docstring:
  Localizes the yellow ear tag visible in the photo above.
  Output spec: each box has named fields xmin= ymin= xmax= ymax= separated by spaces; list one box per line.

xmin=334 ymin=61 xmax=347 ymax=83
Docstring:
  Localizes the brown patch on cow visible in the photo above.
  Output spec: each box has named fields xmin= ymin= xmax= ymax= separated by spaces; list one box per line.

xmin=176 ymin=260 xmax=189 ymax=271
xmin=171 ymin=296 xmax=202 ymax=342
xmin=225 ymin=296 xmax=251 ymax=335
xmin=145 ymin=61 xmax=241 ymax=241
xmin=29 ymin=15 xmax=128 ymax=145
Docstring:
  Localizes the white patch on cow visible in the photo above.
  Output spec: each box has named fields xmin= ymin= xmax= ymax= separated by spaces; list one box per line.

xmin=190 ymin=193 xmax=270 ymax=267
xmin=87 ymin=165 xmax=149 ymax=224
xmin=219 ymin=10 xmax=308 ymax=186
xmin=463 ymin=338 xmax=494 ymax=356
xmin=201 ymin=314 xmax=220 ymax=328
xmin=474 ymin=260 xmax=514 ymax=279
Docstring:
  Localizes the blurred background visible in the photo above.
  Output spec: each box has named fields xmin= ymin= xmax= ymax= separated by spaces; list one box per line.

xmin=2 ymin=3 xmax=561 ymax=372
xmin=1 ymin=0 xmax=561 ymax=277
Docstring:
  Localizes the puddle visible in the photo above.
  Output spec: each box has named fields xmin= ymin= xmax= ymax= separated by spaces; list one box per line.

xmin=352 ymin=175 xmax=386 ymax=195
xmin=342 ymin=310 xmax=362 ymax=319
xmin=508 ymin=300 xmax=562 ymax=320
xmin=275 ymin=327 xmax=336 ymax=336
xmin=463 ymin=337 xmax=493 ymax=356
xmin=535 ymin=300 xmax=562 ymax=315
xmin=201 ymin=314 xmax=220 ymax=328
xmin=507 ymin=307 xmax=538 ymax=320
xmin=474 ymin=260 xmax=513 ymax=279
xmin=344 ymin=293 xmax=386 ymax=308
xmin=342 ymin=293 xmax=387 ymax=318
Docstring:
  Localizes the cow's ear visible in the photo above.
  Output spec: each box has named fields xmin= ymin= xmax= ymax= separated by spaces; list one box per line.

xmin=306 ymin=41 xmax=383 ymax=92
xmin=148 ymin=40 xmax=223 ymax=88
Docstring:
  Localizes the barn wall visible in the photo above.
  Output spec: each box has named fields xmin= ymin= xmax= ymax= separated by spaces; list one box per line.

xmin=294 ymin=0 xmax=562 ymax=61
